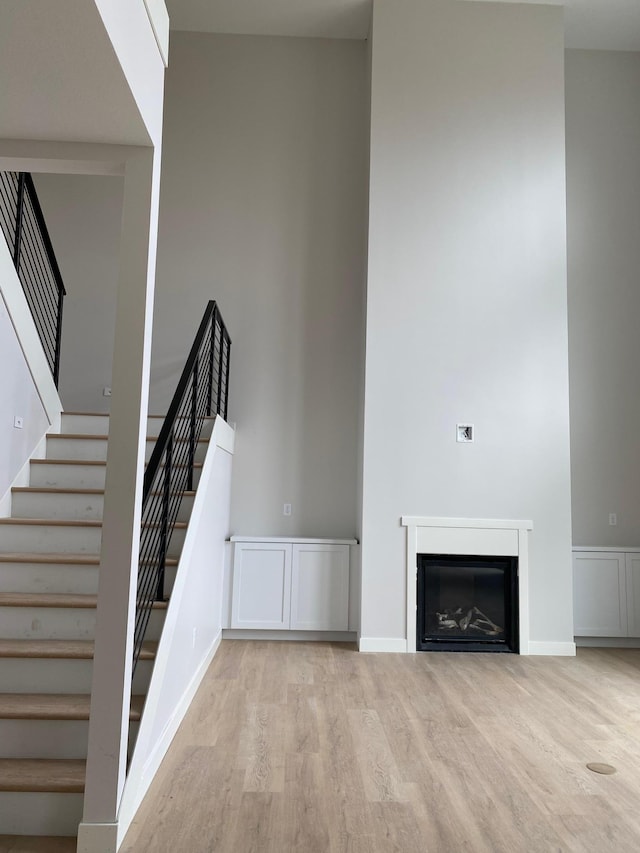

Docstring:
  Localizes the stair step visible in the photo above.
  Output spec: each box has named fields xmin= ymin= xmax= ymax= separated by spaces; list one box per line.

xmin=0 ymin=553 xmax=177 ymax=566
xmin=11 ymin=487 xmax=195 ymax=523
xmin=0 ymin=640 xmax=157 ymax=660
xmin=46 ymin=435 xmax=209 ymax=464
xmin=0 ymin=518 xmax=187 ymax=556
xmin=0 ymin=836 xmax=77 ymax=852
xmin=0 ymin=593 xmax=168 ymax=609
xmin=0 ymin=759 xmax=85 ymax=793
xmin=0 ymin=693 xmax=144 ymax=720
xmin=30 ymin=459 xmax=203 ymax=489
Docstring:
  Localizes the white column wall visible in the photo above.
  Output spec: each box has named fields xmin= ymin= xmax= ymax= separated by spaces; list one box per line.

xmin=361 ymin=0 xmax=573 ymax=649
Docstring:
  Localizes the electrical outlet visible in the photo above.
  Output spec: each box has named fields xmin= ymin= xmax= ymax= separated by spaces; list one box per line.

xmin=609 ymin=513 xmax=617 ymax=527
xmin=283 ymin=503 xmax=292 ymax=516
xmin=13 ymin=416 xmax=24 ymax=429
xmin=103 ymin=386 xmax=112 ymax=397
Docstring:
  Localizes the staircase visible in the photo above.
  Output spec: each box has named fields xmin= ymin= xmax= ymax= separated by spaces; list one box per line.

xmin=0 ymin=411 xmax=210 ymax=838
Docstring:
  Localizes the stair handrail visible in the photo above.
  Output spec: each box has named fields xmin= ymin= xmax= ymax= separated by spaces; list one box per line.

xmin=0 ymin=171 xmax=66 ymax=387
xmin=133 ymin=300 xmax=231 ymax=672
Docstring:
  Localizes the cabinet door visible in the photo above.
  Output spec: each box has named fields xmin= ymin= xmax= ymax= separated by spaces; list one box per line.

xmin=625 ymin=554 xmax=640 ymax=637
xmin=573 ymin=552 xmax=627 ymax=637
xmin=290 ymin=544 xmax=349 ymax=631
xmin=231 ymin=543 xmax=292 ymax=629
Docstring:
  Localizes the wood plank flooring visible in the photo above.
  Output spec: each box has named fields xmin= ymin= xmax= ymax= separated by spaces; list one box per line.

xmin=116 ymin=642 xmax=640 ymax=852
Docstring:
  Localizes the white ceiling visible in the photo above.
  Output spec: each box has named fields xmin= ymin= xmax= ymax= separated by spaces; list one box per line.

xmin=166 ymin=0 xmax=640 ymax=51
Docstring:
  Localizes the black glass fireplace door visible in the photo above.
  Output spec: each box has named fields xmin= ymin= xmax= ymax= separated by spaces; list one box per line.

xmin=417 ymin=554 xmax=518 ymax=652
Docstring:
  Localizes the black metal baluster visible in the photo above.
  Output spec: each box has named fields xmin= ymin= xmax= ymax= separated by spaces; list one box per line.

xmin=157 ymin=433 xmax=172 ymax=601
xmin=224 ymin=334 xmax=231 ymax=420
xmin=188 ymin=357 xmax=198 ymax=491
xmin=207 ymin=305 xmax=217 ymax=416
xmin=216 ymin=319 xmax=224 ymax=415
xmin=53 ymin=285 xmax=64 ymax=388
xmin=13 ymin=172 xmax=25 ymax=272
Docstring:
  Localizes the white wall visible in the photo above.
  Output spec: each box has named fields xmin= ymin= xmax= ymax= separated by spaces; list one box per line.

xmin=151 ymin=33 xmax=368 ymax=539
xmin=34 ymin=174 xmax=123 ymax=414
xmin=361 ymin=0 xmax=573 ymax=646
xmin=117 ymin=419 xmax=233 ymax=845
xmin=0 ymin=238 xmax=58 ymax=507
xmin=566 ymin=49 xmax=640 ymax=547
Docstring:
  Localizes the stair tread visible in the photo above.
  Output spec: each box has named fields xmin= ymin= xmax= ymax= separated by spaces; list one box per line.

xmin=0 ymin=518 xmax=188 ymax=528
xmin=0 ymin=639 xmax=157 ymax=660
xmin=11 ymin=487 xmax=196 ymax=497
xmin=50 ymin=434 xmax=208 ymax=443
xmin=0 ymin=693 xmax=145 ymax=720
xmin=0 ymin=759 xmax=85 ymax=793
xmin=31 ymin=458 xmax=202 ymax=468
xmin=0 ymin=552 xmax=178 ymax=565
xmin=0 ymin=593 xmax=168 ymax=609
xmin=0 ymin=836 xmax=77 ymax=852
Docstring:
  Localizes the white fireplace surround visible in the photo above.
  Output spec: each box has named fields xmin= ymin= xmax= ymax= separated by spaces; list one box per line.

xmin=403 ymin=517 xmax=533 ymax=655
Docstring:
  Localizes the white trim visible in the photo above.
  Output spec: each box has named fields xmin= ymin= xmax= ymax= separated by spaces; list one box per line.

xmin=223 ymin=629 xmax=357 ymax=642
xmin=527 ymin=641 xmax=576 ymax=656
xmin=359 ymin=637 xmax=408 ymax=653
xmin=77 ymin=821 xmax=118 ymax=853
xmin=143 ymin=0 xmax=169 ymax=66
xmin=230 ymin=536 xmax=358 ymax=545
xmin=404 ymin=517 xmax=533 ymax=655
xmin=573 ymin=546 xmax=640 ymax=554
xmin=576 ymin=637 xmax=640 ymax=648
xmin=115 ymin=631 xmax=222 ymax=849
xmin=402 ymin=516 xmax=533 ymax=531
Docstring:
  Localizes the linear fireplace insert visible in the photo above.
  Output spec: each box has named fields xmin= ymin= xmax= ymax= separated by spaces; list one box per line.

xmin=417 ymin=554 xmax=519 ymax=652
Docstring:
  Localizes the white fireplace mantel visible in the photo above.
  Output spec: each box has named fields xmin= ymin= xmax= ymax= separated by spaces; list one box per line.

xmin=402 ymin=516 xmax=533 ymax=655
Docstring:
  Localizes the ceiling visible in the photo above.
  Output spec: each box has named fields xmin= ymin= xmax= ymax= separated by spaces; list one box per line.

xmin=165 ymin=0 xmax=640 ymax=51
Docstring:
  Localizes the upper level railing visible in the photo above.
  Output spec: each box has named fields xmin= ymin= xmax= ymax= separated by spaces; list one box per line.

xmin=133 ymin=300 xmax=231 ymax=672
xmin=0 ymin=172 xmax=66 ymax=388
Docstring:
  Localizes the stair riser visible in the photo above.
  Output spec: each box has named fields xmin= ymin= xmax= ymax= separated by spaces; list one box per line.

xmin=0 ymin=659 xmax=153 ymax=693
xmin=0 ymin=792 xmax=83 ymax=835
xmin=0 ymin=524 xmax=185 ymax=556
xmin=30 ymin=463 xmax=202 ymax=490
xmin=46 ymin=437 xmax=208 ymax=464
xmin=61 ymin=414 xmax=215 ymax=439
xmin=12 ymin=491 xmax=195 ymax=523
xmin=0 ymin=608 xmax=165 ymax=641
xmin=0 ymin=719 xmax=140 ymax=759
xmin=0 ymin=564 xmax=177 ymax=595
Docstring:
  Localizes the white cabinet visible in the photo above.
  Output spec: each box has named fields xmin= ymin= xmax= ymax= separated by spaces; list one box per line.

xmin=230 ymin=537 xmax=356 ymax=632
xmin=231 ymin=541 xmax=292 ymax=629
xmin=573 ymin=548 xmax=640 ymax=638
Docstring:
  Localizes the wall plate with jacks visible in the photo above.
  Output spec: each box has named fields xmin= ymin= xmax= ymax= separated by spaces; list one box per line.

xmin=457 ymin=424 xmax=474 ymax=443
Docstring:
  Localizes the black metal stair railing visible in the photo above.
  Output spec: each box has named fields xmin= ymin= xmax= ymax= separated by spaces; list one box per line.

xmin=133 ymin=300 xmax=231 ymax=672
xmin=0 ymin=171 xmax=66 ymax=387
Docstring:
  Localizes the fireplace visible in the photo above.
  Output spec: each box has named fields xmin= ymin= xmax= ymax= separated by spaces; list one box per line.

xmin=416 ymin=554 xmax=519 ymax=652
xmin=401 ymin=517 xmax=532 ymax=655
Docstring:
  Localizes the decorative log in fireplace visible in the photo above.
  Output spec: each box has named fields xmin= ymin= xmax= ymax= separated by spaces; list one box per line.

xmin=417 ymin=554 xmax=519 ymax=652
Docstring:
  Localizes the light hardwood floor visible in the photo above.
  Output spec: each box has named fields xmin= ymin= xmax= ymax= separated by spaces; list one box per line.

xmin=117 ymin=642 xmax=640 ymax=852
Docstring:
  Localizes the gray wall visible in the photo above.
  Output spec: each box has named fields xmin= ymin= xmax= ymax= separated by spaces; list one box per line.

xmin=34 ymin=174 xmax=123 ymax=414
xmin=566 ymin=49 xmax=640 ymax=547
xmin=361 ymin=0 xmax=573 ymax=645
xmin=152 ymin=33 xmax=367 ymax=538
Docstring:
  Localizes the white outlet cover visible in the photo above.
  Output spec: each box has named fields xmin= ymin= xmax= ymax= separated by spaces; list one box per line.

xmin=457 ymin=424 xmax=474 ymax=443
xmin=13 ymin=416 xmax=24 ymax=429
xmin=103 ymin=386 xmax=112 ymax=397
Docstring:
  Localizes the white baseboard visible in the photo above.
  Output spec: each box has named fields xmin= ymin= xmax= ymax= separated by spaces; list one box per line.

xmin=77 ymin=821 xmax=118 ymax=853
xmin=115 ymin=630 xmax=222 ymax=849
xmin=527 ymin=641 xmax=576 ymax=656
xmin=358 ymin=637 xmax=408 ymax=653
xmin=222 ymin=629 xmax=356 ymax=643
xmin=576 ymin=636 xmax=640 ymax=648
